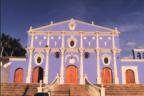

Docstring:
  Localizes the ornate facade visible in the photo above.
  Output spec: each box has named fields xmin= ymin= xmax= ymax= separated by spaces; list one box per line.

xmin=6 ymin=19 xmax=144 ymax=85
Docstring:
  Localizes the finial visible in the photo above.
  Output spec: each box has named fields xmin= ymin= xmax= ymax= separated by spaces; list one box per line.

xmin=71 ymin=18 xmax=74 ymax=21
xmin=50 ymin=21 xmax=53 ymax=24
xmin=114 ymin=27 xmax=120 ymax=34
xmin=30 ymin=26 xmax=32 ymax=30
xmin=28 ymin=26 xmax=32 ymax=32
xmin=115 ymin=27 xmax=118 ymax=31
xmin=91 ymin=21 xmax=94 ymax=25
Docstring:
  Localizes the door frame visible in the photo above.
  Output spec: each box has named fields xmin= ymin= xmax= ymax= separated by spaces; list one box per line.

xmin=122 ymin=66 xmax=139 ymax=84
xmin=65 ymin=65 xmax=78 ymax=84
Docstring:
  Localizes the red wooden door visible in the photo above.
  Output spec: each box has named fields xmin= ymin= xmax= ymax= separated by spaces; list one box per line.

xmin=66 ymin=65 xmax=78 ymax=84
xmin=102 ymin=67 xmax=112 ymax=84
xmin=14 ymin=68 xmax=24 ymax=83
xmin=125 ymin=69 xmax=135 ymax=84
xmin=32 ymin=67 xmax=43 ymax=83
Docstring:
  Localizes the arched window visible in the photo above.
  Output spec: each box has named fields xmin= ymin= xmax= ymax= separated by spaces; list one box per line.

xmin=55 ymin=52 xmax=60 ymax=58
xmin=14 ymin=68 xmax=24 ymax=83
xmin=102 ymin=67 xmax=113 ymax=84
xmin=32 ymin=66 xmax=43 ymax=83
xmin=137 ymin=52 xmax=141 ymax=59
xmin=125 ymin=69 xmax=135 ymax=84
xmin=84 ymin=52 xmax=90 ymax=59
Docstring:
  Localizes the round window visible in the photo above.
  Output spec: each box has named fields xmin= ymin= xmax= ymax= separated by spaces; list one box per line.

xmin=70 ymin=40 xmax=75 ymax=47
xmin=37 ymin=57 xmax=42 ymax=63
xmin=67 ymin=36 xmax=77 ymax=48
xmin=104 ymin=57 xmax=109 ymax=64
xmin=34 ymin=54 xmax=44 ymax=65
xmin=102 ymin=54 xmax=111 ymax=65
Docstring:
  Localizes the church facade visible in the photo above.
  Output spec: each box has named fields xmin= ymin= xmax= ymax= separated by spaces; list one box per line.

xmin=7 ymin=19 xmax=144 ymax=85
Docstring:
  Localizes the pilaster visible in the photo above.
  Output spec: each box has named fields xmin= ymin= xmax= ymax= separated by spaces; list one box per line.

xmin=60 ymin=48 xmax=65 ymax=84
xmin=47 ymin=32 xmax=50 ymax=46
xmin=80 ymin=32 xmax=84 ymax=84
xmin=30 ymin=33 xmax=34 ymax=48
xmin=96 ymin=32 xmax=101 ymax=84
xmin=112 ymin=30 xmax=119 ymax=84
xmin=60 ymin=32 xmax=65 ymax=84
xmin=26 ymin=48 xmax=34 ymax=83
xmin=44 ymin=48 xmax=50 ymax=84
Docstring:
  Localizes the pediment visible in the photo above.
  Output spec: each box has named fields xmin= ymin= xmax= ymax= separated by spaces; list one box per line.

xmin=32 ymin=19 xmax=113 ymax=32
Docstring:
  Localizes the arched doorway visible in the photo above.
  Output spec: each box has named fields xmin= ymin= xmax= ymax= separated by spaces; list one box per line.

xmin=125 ymin=69 xmax=135 ymax=84
xmin=102 ymin=67 xmax=113 ymax=84
xmin=14 ymin=68 xmax=24 ymax=83
xmin=32 ymin=66 xmax=43 ymax=83
xmin=65 ymin=65 xmax=78 ymax=84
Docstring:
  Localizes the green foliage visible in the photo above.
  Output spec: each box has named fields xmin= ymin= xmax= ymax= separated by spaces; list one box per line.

xmin=0 ymin=33 xmax=26 ymax=57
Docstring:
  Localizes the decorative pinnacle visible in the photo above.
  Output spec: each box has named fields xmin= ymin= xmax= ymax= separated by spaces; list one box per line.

xmin=114 ymin=27 xmax=120 ymax=34
xmin=92 ymin=21 xmax=94 ymax=25
xmin=28 ymin=26 xmax=32 ymax=32
xmin=115 ymin=27 xmax=118 ymax=31
xmin=50 ymin=21 xmax=53 ymax=24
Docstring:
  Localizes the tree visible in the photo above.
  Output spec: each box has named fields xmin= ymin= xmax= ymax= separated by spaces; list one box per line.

xmin=0 ymin=33 xmax=26 ymax=57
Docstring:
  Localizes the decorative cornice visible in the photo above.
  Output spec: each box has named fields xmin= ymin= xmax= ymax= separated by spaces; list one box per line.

xmin=121 ymin=59 xmax=144 ymax=62
xmin=26 ymin=48 xmax=35 ymax=52
xmin=27 ymin=31 xmax=119 ymax=36
xmin=26 ymin=48 xmax=121 ymax=53
xmin=133 ymin=49 xmax=144 ymax=52
xmin=112 ymin=48 xmax=121 ymax=53
xmin=9 ymin=58 xmax=26 ymax=61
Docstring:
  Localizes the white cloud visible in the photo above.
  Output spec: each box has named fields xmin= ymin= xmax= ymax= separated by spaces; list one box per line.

xmin=119 ymin=24 xmax=144 ymax=32
xmin=126 ymin=41 xmax=136 ymax=46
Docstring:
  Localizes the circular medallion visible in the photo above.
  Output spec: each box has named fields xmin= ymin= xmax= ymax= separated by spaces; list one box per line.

xmin=34 ymin=53 xmax=44 ymax=65
xmin=67 ymin=36 xmax=77 ymax=48
xmin=102 ymin=54 xmax=111 ymax=65
xmin=69 ymin=58 xmax=76 ymax=64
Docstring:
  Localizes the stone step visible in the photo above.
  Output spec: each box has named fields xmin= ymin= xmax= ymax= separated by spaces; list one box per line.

xmin=104 ymin=84 xmax=144 ymax=96
xmin=1 ymin=83 xmax=144 ymax=96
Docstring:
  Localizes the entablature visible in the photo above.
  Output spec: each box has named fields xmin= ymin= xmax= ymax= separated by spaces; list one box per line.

xmin=26 ymin=47 xmax=121 ymax=53
xmin=28 ymin=31 xmax=119 ymax=37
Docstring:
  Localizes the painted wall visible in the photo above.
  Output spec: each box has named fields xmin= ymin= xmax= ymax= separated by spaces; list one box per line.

xmin=8 ymin=19 xmax=144 ymax=84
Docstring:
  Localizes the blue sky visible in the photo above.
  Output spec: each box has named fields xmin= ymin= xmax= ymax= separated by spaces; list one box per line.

xmin=1 ymin=0 xmax=144 ymax=57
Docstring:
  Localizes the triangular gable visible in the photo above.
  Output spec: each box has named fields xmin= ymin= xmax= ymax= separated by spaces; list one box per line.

xmin=32 ymin=19 xmax=113 ymax=32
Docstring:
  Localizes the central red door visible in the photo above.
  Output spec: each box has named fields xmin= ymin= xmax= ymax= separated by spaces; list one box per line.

xmin=66 ymin=65 xmax=78 ymax=84
xmin=102 ymin=67 xmax=113 ymax=84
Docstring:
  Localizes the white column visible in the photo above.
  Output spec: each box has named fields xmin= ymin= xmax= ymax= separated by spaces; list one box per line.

xmin=44 ymin=49 xmax=49 ymax=84
xmin=60 ymin=32 xmax=65 ymax=84
xmin=30 ymin=33 xmax=34 ymax=48
xmin=112 ymin=32 xmax=119 ymax=84
xmin=44 ymin=32 xmax=50 ymax=84
xmin=26 ymin=49 xmax=33 ymax=83
xmin=80 ymin=32 xmax=84 ymax=84
xmin=80 ymin=51 xmax=84 ymax=84
xmin=60 ymin=50 xmax=64 ymax=84
xmin=96 ymin=32 xmax=101 ymax=84
xmin=47 ymin=32 xmax=50 ymax=46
